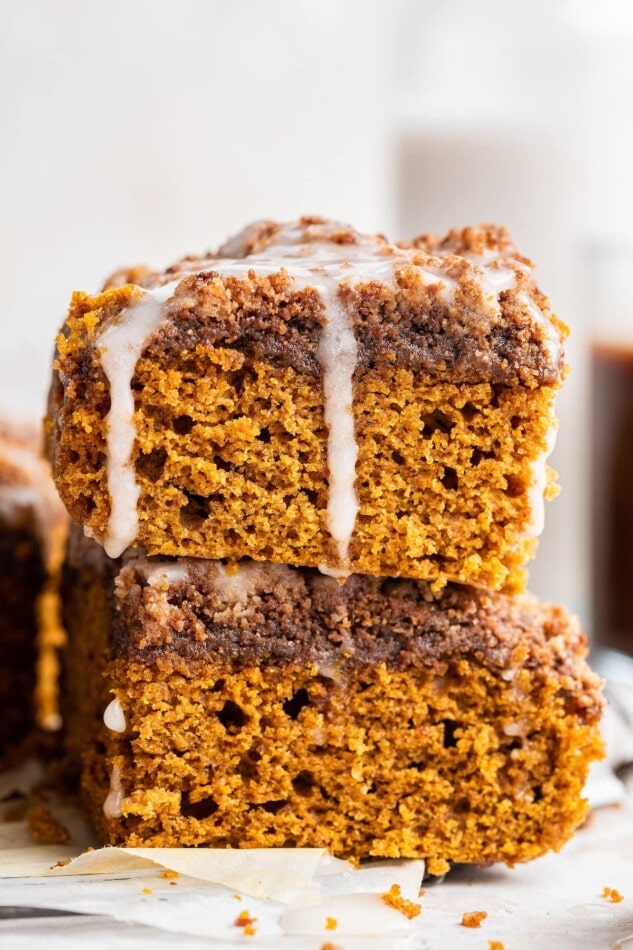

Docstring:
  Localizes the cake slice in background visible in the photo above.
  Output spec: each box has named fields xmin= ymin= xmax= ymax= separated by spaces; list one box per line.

xmin=62 ymin=527 xmax=603 ymax=874
xmin=0 ymin=421 xmax=67 ymax=759
xmin=47 ymin=217 xmax=566 ymax=592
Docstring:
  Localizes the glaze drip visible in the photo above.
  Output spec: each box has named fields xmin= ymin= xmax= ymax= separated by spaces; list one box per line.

xmin=103 ymin=697 xmax=126 ymax=733
xmin=98 ymin=282 xmax=178 ymax=558
xmin=103 ymin=763 xmax=124 ymax=819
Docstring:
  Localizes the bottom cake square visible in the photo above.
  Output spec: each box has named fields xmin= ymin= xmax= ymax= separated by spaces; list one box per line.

xmin=62 ymin=528 xmax=603 ymax=874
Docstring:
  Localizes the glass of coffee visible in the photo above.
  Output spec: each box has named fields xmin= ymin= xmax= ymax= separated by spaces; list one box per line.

xmin=591 ymin=245 xmax=633 ymax=655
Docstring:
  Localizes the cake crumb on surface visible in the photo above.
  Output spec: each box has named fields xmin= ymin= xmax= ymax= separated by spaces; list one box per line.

xmin=325 ymin=916 xmax=337 ymax=930
xmin=234 ymin=910 xmax=257 ymax=933
xmin=141 ymin=887 xmax=152 ymax=895
xmin=381 ymin=883 xmax=422 ymax=919
xmin=159 ymin=869 xmax=179 ymax=879
xmin=51 ymin=857 xmax=71 ymax=868
xmin=602 ymin=887 xmax=623 ymax=903
xmin=27 ymin=805 xmax=70 ymax=844
xmin=427 ymin=858 xmax=451 ymax=876
xmin=461 ymin=911 xmax=488 ymax=928
xmin=489 ymin=942 xmax=504 ymax=950
xmin=321 ymin=943 xmax=342 ymax=950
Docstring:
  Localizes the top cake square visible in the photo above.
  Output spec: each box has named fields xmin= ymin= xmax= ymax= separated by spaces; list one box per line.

xmin=47 ymin=216 xmax=566 ymax=590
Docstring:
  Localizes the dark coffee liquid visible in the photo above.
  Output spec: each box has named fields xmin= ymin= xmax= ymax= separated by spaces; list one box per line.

xmin=592 ymin=343 xmax=633 ymax=654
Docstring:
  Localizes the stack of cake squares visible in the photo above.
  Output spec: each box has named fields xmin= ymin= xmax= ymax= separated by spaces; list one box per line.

xmin=47 ymin=217 xmax=603 ymax=875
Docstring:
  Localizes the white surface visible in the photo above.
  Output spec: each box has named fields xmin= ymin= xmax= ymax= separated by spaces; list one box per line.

xmin=1 ymin=733 xmax=632 ymax=949
xmin=0 ymin=800 xmax=632 ymax=948
xmin=0 ymin=0 xmax=394 ymax=424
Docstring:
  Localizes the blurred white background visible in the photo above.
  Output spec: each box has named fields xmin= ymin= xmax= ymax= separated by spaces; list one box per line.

xmin=3 ymin=0 xmax=633 ymax=622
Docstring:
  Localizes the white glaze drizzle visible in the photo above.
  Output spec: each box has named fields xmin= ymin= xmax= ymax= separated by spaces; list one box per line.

xmin=142 ymin=561 xmax=191 ymax=587
xmin=211 ymin=561 xmax=289 ymax=602
xmin=318 ymin=563 xmax=354 ymax=579
xmin=526 ymin=418 xmax=558 ymax=538
xmin=103 ymin=763 xmax=124 ymax=819
xmin=519 ymin=291 xmax=562 ymax=363
xmin=0 ymin=442 xmax=64 ymax=570
xmin=103 ymin=697 xmax=126 ymax=733
xmin=98 ymin=281 xmax=178 ymax=558
xmin=481 ymin=264 xmax=517 ymax=297
xmin=94 ymin=221 xmax=559 ymax=568
xmin=313 ymin=276 xmax=357 ymax=566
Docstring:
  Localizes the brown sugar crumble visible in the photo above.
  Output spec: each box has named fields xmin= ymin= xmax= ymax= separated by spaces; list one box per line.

xmin=461 ymin=911 xmax=488 ymax=928
xmin=27 ymin=805 xmax=70 ymax=845
xmin=381 ymin=883 xmax=422 ymax=919
xmin=602 ymin=887 xmax=623 ymax=903
xmin=325 ymin=916 xmax=337 ymax=930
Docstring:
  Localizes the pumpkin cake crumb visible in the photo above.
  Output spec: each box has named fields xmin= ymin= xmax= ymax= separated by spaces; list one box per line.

xmin=27 ymin=805 xmax=70 ymax=845
xmin=381 ymin=883 xmax=422 ymax=919
xmin=234 ymin=910 xmax=257 ymax=936
xmin=462 ymin=911 xmax=488 ymax=928
xmin=602 ymin=887 xmax=623 ymax=903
